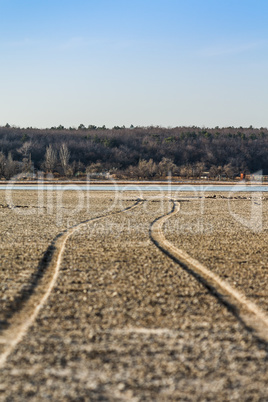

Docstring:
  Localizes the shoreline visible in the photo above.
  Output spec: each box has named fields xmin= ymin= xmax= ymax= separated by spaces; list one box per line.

xmin=0 ymin=179 xmax=265 ymax=186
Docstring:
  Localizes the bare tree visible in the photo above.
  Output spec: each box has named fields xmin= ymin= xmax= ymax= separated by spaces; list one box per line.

xmin=59 ymin=143 xmax=70 ymax=176
xmin=66 ymin=161 xmax=76 ymax=177
xmin=209 ymin=165 xmax=219 ymax=179
xmin=22 ymin=153 xmax=33 ymax=173
xmin=137 ymin=159 xmax=157 ymax=179
xmin=223 ymin=163 xmax=238 ymax=180
xmin=0 ymin=152 xmax=6 ymax=177
xmin=179 ymin=165 xmax=192 ymax=179
xmin=193 ymin=162 xmax=205 ymax=179
xmin=158 ymin=158 xmax=178 ymax=178
xmin=17 ymin=141 xmax=32 ymax=158
xmin=44 ymin=144 xmax=57 ymax=172
xmin=5 ymin=152 xmax=17 ymax=179
xmin=209 ymin=165 xmax=224 ymax=180
xmin=17 ymin=141 xmax=33 ymax=173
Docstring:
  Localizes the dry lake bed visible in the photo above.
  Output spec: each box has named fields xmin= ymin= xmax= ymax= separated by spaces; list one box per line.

xmin=0 ymin=190 xmax=268 ymax=401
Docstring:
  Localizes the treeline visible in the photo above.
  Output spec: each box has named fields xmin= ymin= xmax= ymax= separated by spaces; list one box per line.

xmin=0 ymin=124 xmax=268 ymax=180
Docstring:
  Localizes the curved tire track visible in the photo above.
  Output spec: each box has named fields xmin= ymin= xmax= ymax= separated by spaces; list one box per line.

xmin=150 ymin=199 xmax=268 ymax=343
xmin=0 ymin=199 xmax=143 ymax=368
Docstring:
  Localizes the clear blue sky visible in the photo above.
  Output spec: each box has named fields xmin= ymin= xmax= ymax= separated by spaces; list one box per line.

xmin=1 ymin=0 xmax=268 ymax=128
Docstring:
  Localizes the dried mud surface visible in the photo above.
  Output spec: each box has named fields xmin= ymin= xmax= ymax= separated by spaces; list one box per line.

xmin=0 ymin=190 xmax=268 ymax=401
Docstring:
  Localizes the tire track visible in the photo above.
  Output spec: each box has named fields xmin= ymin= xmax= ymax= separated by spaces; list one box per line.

xmin=150 ymin=199 xmax=268 ymax=343
xmin=0 ymin=199 xmax=143 ymax=368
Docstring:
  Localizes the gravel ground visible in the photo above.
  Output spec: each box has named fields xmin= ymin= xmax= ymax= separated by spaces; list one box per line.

xmin=0 ymin=191 xmax=268 ymax=400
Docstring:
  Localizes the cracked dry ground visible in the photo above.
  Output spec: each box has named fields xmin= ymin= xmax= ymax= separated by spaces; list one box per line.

xmin=0 ymin=190 xmax=268 ymax=401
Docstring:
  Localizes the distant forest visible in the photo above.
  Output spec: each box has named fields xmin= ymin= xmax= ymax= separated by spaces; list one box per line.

xmin=0 ymin=124 xmax=268 ymax=180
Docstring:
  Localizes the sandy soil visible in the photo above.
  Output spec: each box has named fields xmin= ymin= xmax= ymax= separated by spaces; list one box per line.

xmin=0 ymin=190 xmax=268 ymax=400
xmin=164 ymin=194 xmax=268 ymax=312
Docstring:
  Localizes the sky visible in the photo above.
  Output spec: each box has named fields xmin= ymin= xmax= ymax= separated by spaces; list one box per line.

xmin=1 ymin=0 xmax=268 ymax=129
